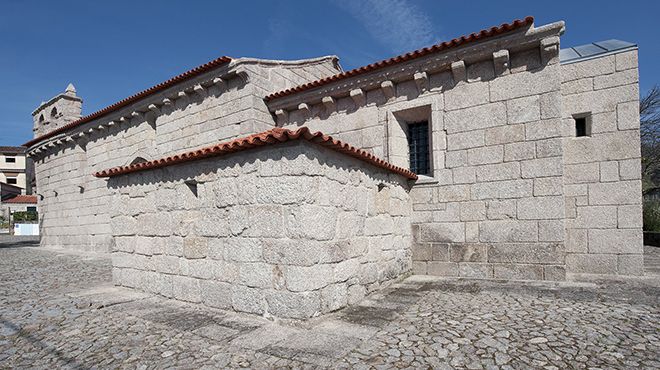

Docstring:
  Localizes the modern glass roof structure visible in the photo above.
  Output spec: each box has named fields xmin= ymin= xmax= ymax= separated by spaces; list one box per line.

xmin=560 ymin=39 xmax=637 ymax=64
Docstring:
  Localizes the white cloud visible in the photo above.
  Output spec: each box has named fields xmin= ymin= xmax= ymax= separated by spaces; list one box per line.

xmin=334 ymin=0 xmax=439 ymax=53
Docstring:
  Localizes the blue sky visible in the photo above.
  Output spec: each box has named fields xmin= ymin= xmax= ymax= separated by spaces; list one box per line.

xmin=0 ymin=0 xmax=657 ymax=146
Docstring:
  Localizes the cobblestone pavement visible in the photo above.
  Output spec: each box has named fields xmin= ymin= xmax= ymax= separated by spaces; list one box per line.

xmin=1 ymin=245 xmax=659 ymax=369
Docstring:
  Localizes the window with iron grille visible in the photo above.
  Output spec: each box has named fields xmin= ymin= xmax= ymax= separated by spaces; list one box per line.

xmin=407 ymin=121 xmax=430 ymax=175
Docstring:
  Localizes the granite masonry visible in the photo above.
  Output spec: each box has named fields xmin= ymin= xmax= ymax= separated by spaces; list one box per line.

xmin=24 ymin=17 xmax=643 ymax=318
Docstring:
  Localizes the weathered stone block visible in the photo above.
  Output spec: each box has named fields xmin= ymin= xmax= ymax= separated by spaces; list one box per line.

xmin=588 ymin=229 xmax=643 ymax=254
xmin=617 ymin=254 xmax=644 ymax=276
xmin=619 ymin=158 xmax=641 ymax=180
xmin=284 ymin=264 xmax=333 ymax=292
xmin=472 ymin=179 xmax=533 ymax=200
xmin=543 ymin=265 xmax=566 ymax=281
xmin=431 ymin=243 xmax=449 ymax=261
xmin=412 ymin=243 xmax=432 ymax=261
xmin=172 ymin=276 xmax=202 ymax=303
xmin=232 ymin=285 xmax=266 ymax=315
xmin=476 ymin=162 xmax=520 ymax=182
xmin=507 ymin=95 xmax=540 ymax=124
xmin=488 ymin=243 xmax=564 ymax=264
xmin=468 ymin=146 xmax=503 ymax=166
xmin=267 ymin=290 xmax=321 ymax=319
xmin=504 ymin=142 xmax=535 ymax=162
xmin=200 ymin=280 xmax=232 ymax=309
xmin=485 ymin=124 xmax=525 ymax=145
xmin=617 ymin=205 xmax=642 ymax=228
xmin=320 ymin=283 xmax=348 ymax=313
xmin=564 ymin=163 xmax=600 ymax=184
xmin=588 ymin=181 xmax=642 ymax=206
xmin=480 ymin=221 xmax=538 ymax=242
xmin=459 ymin=201 xmax=487 ymax=221
xmin=566 ymin=253 xmax=617 ymax=275
xmin=533 ymin=177 xmax=562 ymax=196
xmin=538 ymin=220 xmax=564 ymax=242
xmin=427 ymin=261 xmax=458 ymax=276
xmin=445 ymin=102 xmax=506 ymax=133
xmin=493 ymin=264 xmax=543 ymax=280
xmin=458 ymin=263 xmax=493 ymax=278
xmin=183 ymin=237 xmax=208 ymax=259
xmin=450 ymin=244 xmax=487 ymax=262
xmin=419 ymin=223 xmax=465 ymax=243
xmin=486 ymin=199 xmax=516 ymax=220
xmin=521 ymin=157 xmax=562 ymax=179
xmin=517 ymin=196 xmax=564 ymax=220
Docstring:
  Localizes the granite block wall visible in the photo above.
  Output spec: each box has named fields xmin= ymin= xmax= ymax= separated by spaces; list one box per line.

xmin=32 ymin=59 xmax=339 ymax=252
xmin=560 ymin=49 xmax=643 ymax=276
xmin=107 ymin=141 xmax=412 ymax=319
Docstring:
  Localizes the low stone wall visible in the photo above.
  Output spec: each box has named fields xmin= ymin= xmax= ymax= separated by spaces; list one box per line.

xmin=106 ymin=141 xmax=412 ymax=319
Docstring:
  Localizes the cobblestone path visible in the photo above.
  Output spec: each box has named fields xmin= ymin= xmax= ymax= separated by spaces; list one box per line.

xmin=1 ymin=245 xmax=659 ymax=369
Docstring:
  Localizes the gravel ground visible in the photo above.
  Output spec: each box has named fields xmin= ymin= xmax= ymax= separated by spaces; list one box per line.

xmin=1 ymin=244 xmax=658 ymax=369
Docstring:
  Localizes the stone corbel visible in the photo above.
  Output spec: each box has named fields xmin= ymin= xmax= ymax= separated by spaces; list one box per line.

xmin=298 ymin=103 xmax=311 ymax=117
xmin=213 ymin=77 xmax=226 ymax=89
xmin=107 ymin=121 xmax=117 ymax=127
xmin=119 ymin=116 xmax=130 ymax=124
xmin=131 ymin=111 xmax=143 ymax=120
xmin=350 ymin=88 xmax=366 ymax=107
xmin=322 ymin=96 xmax=336 ymax=112
xmin=177 ymin=91 xmax=189 ymax=104
xmin=492 ymin=50 xmax=510 ymax=75
xmin=148 ymin=104 xmax=161 ymax=115
xmin=274 ymin=109 xmax=288 ymax=125
xmin=233 ymin=67 xmax=250 ymax=85
xmin=414 ymin=72 xmax=428 ymax=94
xmin=540 ymin=36 xmax=560 ymax=64
xmin=162 ymin=98 xmax=174 ymax=107
xmin=193 ymin=84 xmax=207 ymax=98
xmin=381 ymin=80 xmax=396 ymax=100
xmin=451 ymin=61 xmax=466 ymax=83
xmin=95 ymin=124 xmax=106 ymax=131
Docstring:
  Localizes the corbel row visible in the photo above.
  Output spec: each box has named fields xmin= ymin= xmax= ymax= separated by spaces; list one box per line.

xmin=28 ymin=72 xmax=241 ymax=157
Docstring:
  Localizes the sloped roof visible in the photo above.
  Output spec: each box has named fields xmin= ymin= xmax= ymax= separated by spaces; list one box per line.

xmin=265 ymin=16 xmax=534 ymax=101
xmin=0 ymin=146 xmax=26 ymax=154
xmin=4 ymin=195 xmax=37 ymax=204
xmin=23 ymin=56 xmax=232 ymax=148
xmin=560 ymin=39 xmax=637 ymax=64
xmin=94 ymin=127 xmax=417 ymax=180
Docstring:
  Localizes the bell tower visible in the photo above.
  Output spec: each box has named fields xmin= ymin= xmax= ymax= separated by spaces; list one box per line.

xmin=31 ymin=83 xmax=83 ymax=138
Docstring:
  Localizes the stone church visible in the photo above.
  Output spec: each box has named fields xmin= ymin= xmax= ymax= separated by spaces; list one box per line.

xmin=24 ymin=17 xmax=643 ymax=319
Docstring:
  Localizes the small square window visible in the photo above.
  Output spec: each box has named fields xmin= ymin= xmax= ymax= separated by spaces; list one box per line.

xmin=6 ymin=178 xmax=17 ymax=185
xmin=574 ymin=114 xmax=591 ymax=137
xmin=407 ymin=121 xmax=430 ymax=175
xmin=5 ymin=157 xmax=16 ymax=163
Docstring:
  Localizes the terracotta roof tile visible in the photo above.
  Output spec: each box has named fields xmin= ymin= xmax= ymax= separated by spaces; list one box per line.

xmin=265 ymin=17 xmax=534 ymax=101
xmin=24 ymin=56 xmax=232 ymax=148
xmin=4 ymin=195 xmax=37 ymax=204
xmin=94 ymin=127 xmax=417 ymax=180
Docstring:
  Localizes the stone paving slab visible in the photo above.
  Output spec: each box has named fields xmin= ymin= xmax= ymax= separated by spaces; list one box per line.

xmin=1 ymin=245 xmax=659 ymax=369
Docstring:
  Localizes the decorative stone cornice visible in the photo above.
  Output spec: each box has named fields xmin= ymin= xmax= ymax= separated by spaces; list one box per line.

xmin=265 ymin=21 xmax=565 ymax=113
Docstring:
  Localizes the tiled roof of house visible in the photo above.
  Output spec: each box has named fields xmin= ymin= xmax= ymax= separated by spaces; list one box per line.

xmin=23 ymin=56 xmax=232 ymax=148
xmin=94 ymin=127 xmax=418 ymax=180
xmin=264 ymin=16 xmax=534 ymax=101
xmin=4 ymin=195 xmax=37 ymax=204
xmin=0 ymin=146 xmax=26 ymax=154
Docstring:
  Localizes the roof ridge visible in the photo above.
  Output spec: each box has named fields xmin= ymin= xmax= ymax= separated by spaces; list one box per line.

xmin=94 ymin=127 xmax=417 ymax=180
xmin=264 ymin=16 xmax=534 ymax=101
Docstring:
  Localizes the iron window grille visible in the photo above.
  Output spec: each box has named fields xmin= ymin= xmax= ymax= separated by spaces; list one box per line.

xmin=407 ymin=121 xmax=430 ymax=175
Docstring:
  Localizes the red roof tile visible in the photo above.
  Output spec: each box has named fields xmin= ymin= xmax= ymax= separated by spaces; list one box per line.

xmin=94 ymin=127 xmax=418 ymax=180
xmin=265 ymin=17 xmax=534 ymax=101
xmin=23 ymin=56 xmax=232 ymax=148
xmin=4 ymin=195 xmax=37 ymax=204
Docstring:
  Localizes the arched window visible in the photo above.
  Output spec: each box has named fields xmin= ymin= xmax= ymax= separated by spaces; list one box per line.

xmin=50 ymin=107 xmax=58 ymax=117
xmin=39 ymin=114 xmax=44 ymax=123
